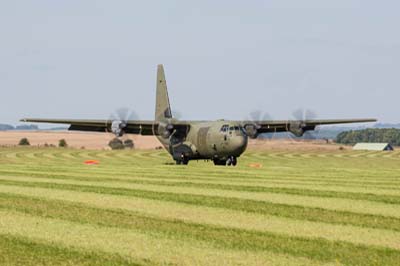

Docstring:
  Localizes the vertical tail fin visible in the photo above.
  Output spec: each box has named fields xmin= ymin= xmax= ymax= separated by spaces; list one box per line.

xmin=155 ymin=64 xmax=172 ymax=121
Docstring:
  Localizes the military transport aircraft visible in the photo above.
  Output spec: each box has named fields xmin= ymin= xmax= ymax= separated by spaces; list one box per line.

xmin=21 ymin=65 xmax=376 ymax=166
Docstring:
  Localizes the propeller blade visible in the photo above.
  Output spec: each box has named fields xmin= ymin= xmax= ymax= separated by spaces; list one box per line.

xmin=115 ymin=107 xmax=139 ymax=122
xmin=246 ymin=110 xmax=274 ymax=139
xmin=290 ymin=108 xmax=319 ymax=140
xmin=292 ymin=109 xmax=304 ymax=121
xmin=305 ymin=109 xmax=317 ymax=120
xmin=172 ymin=110 xmax=182 ymax=120
xmin=107 ymin=107 xmax=140 ymax=137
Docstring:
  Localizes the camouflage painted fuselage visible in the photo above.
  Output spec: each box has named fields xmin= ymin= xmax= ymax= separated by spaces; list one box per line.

xmin=156 ymin=121 xmax=248 ymax=161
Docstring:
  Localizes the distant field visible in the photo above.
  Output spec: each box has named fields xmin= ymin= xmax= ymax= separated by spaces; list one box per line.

xmin=0 ymin=130 xmax=351 ymax=151
xmin=0 ymin=131 xmax=161 ymax=150
xmin=0 ymin=147 xmax=400 ymax=265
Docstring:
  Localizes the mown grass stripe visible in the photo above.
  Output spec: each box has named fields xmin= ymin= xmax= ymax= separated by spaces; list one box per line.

xmin=4 ymin=151 xmax=398 ymax=174
xmin=2 ymin=168 xmax=400 ymax=198
xmin=0 ymin=211 xmax=326 ymax=266
xmin=2 ymin=160 xmax=400 ymax=184
xmin=1 ymin=175 xmax=399 ymax=219
xmin=2 ymin=159 xmax=400 ymax=185
xmin=2 ymin=185 xmax=400 ymax=250
xmin=138 ymin=179 xmax=400 ymax=204
xmin=1 ymin=179 xmax=400 ymax=232
xmin=2 ymin=169 xmax=400 ymax=204
xmin=0 ymin=234 xmax=148 ymax=266
xmin=1 ymin=193 xmax=400 ymax=265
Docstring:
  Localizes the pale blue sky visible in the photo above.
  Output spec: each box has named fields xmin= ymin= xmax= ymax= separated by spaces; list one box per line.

xmin=1 ymin=0 xmax=399 ymax=125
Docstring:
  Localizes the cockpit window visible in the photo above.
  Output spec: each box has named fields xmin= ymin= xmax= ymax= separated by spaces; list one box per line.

xmin=229 ymin=126 xmax=240 ymax=131
xmin=220 ymin=125 xmax=229 ymax=132
xmin=222 ymin=125 xmax=243 ymax=133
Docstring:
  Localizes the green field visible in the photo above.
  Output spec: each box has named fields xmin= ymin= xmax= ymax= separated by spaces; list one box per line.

xmin=0 ymin=147 xmax=400 ymax=265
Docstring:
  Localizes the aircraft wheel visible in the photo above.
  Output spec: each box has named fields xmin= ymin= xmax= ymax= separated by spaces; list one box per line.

xmin=181 ymin=154 xmax=189 ymax=165
xmin=176 ymin=159 xmax=189 ymax=165
xmin=226 ymin=156 xmax=237 ymax=166
xmin=232 ymin=157 xmax=237 ymax=166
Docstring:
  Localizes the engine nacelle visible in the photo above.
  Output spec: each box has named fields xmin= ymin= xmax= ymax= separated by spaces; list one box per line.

xmin=158 ymin=123 xmax=174 ymax=139
xmin=111 ymin=120 xmax=126 ymax=137
xmin=244 ymin=124 xmax=259 ymax=139
xmin=289 ymin=121 xmax=306 ymax=137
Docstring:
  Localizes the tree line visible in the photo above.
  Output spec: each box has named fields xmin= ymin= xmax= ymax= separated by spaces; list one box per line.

xmin=0 ymin=124 xmax=38 ymax=131
xmin=336 ymin=128 xmax=400 ymax=146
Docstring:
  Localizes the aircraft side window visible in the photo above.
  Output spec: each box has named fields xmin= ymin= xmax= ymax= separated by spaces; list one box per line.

xmin=220 ymin=125 xmax=229 ymax=132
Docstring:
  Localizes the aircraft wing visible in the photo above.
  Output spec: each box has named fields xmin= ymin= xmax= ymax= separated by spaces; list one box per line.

xmin=20 ymin=118 xmax=193 ymax=136
xmin=241 ymin=118 xmax=377 ymax=137
xmin=20 ymin=118 xmax=158 ymax=135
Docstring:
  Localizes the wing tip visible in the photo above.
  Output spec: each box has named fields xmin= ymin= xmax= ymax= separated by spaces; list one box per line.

xmin=362 ymin=118 xmax=378 ymax=122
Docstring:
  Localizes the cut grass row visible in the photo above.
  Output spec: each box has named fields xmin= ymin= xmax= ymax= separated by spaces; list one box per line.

xmin=1 ymin=188 xmax=399 ymax=250
xmin=1 ymin=180 xmax=400 ymax=232
xmin=0 ymin=164 xmax=400 ymax=204
xmin=2 ymin=167 xmax=400 ymax=198
xmin=0 ymin=210 xmax=325 ymax=266
xmin=1 ymin=175 xmax=399 ymax=218
xmin=1 ymin=159 xmax=400 ymax=185
xmin=3 ymin=147 xmax=400 ymax=159
xmin=0 ymin=234 xmax=146 ymax=266
xmin=1 ymin=193 xmax=400 ymax=265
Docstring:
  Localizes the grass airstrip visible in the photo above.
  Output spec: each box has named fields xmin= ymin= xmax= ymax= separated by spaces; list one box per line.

xmin=0 ymin=146 xmax=400 ymax=265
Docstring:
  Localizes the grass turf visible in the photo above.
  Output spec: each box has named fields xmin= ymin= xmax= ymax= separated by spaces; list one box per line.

xmin=0 ymin=146 xmax=400 ymax=265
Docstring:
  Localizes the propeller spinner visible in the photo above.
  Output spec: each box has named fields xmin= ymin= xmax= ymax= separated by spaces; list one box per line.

xmin=108 ymin=108 xmax=139 ymax=137
xmin=244 ymin=110 xmax=273 ymax=139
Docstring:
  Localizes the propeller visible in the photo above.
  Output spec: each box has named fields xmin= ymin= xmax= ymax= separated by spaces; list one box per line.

xmin=156 ymin=110 xmax=181 ymax=139
xmin=158 ymin=122 xmax=174 ymax=139
xmin=172 ymin=110 xmax=182 ymax=120
xmin=288 ymin=108 xmax=320 ymax=139
xmin=107 ymin=107 xmax=139 ymax=137
xmin=244 ymin=110 xmax=273 ymax=139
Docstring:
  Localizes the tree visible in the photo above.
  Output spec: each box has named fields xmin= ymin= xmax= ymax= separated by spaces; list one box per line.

xmin=123 ymin=139 xmax=134 ymax=149
xmin=0 ymin=124 xmax=14 ymax=131
xmin=108 ymin=138 xmax=124 ymax=150
xmin=58 ymin=139 xmax=68 ymax=148
xmin=336 ymin=128 xmax=400 ymax=146
xmin=18 ymin=138 xmax=30 ymax=146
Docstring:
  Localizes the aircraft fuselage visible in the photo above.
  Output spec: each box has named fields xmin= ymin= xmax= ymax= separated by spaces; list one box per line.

xmin=156 ymin=121 xmax=248 ymax=165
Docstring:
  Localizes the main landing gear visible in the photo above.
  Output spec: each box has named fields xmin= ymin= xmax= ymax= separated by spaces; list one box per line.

xmin=213 ymin=156 xmax=237 ymax=166
xmin=227 ymin=156 xmax=237 ymax=166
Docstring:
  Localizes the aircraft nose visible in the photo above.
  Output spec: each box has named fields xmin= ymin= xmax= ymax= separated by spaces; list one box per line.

xmin=232 ymin=134 xmax=248 ymax=154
